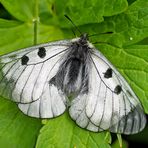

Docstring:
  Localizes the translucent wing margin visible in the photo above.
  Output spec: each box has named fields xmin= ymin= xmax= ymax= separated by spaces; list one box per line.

xmin=0 ymin=40 xmax=70 ymax=118
xmin=69 ymin=48 xmax=146 ymax=134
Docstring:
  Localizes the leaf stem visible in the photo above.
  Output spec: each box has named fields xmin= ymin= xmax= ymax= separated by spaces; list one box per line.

xmin=33 ymin=0 xmax=39 ymax=45
xmin=117 ymin=134 xmax=122 ymax=148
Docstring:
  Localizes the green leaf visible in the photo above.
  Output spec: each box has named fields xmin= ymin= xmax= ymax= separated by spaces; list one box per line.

xmin=54 ymin=0 xmax=127 ymax=26
xmin=112 ymin=139 xmax=128 ymax=148
xmin=39 ymin=0 xmax=128 ymax=26
xmin=0 ymin=18 xmax=63 ymax=54
xmin=36 ymin=112 xmax=111 ymax=148
xmin=1 ymin=0 xmax=37 ymax=22
xmin=113 ymin=0 xmax=148 ymax=46
xmin=0 ymin=18 xmax=22 ymax=28
xmin=0 ymin=98 xmax=42 ymax=148
xmin=99 ymin=44 xmax=148 ymax=113
xmin=122 ymin=45 xmax=148 ymax=112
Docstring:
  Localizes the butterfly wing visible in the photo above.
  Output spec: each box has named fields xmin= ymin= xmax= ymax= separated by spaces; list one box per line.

xmin=69 ymin=48 xmax=146 ymax=134
xmin=0 ymin=40 xmax=70 ymax=118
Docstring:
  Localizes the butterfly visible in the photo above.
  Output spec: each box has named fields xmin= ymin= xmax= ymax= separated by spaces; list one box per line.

xmin=0 ymin=33 xmax=146 ymax=135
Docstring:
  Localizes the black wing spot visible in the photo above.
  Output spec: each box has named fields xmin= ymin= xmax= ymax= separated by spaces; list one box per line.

xmin=21 ymin=55 xmax=29 ymax=65
xmin=104 ymin=68 xmax=112 ymax=78
xmin=38 ymin=47 xmax=46 ymax=58
xmin=114 ymin=85 xmax=122 ymax=95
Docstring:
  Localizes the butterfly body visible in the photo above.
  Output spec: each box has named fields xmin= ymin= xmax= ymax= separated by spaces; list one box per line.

xmin=0 ymin=34 xmax=146 ymax=134
xmin=49 ymin=33 xmax=90 ymax=99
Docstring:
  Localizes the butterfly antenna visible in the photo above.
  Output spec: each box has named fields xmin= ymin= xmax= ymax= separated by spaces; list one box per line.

xmin=71 ymin=28 xmax=77 ymax=37
xmin=88 ymin=32 xmax=113 ymax=37
xmin=64 ymin=15 xmax=82 ymax=35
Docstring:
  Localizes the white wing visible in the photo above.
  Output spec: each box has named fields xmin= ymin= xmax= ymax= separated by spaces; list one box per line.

xmin=69 ymin=48 xmax=146 ymax=134
xmin=0 ymin=40 xmax=70 ymax=118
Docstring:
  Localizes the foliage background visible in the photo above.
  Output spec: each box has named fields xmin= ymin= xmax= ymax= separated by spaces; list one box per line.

xmin=0 ymin=0 xmax=148 ymax=147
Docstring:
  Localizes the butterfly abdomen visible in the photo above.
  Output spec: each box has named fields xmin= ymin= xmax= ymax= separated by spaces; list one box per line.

xmin=63 ymin=58 xmax=88 ymax=97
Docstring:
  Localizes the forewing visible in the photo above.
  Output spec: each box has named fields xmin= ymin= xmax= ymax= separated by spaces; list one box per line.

xmin=69 ymin=48 xmax=146 ymax=134
xmin=0 ymin=40 xmax=70 ymax=118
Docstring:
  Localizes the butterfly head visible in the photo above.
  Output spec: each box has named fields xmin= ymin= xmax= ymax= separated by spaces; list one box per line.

xmin=79 ymin=33 xmax=89 ymax=44
xmin=76 ymin=33 xmax=91 ymax=47
xmin=78 ymin=33 xmax=94 ymax=49
xmin=71 ymin=33 xmax=94 ymax=55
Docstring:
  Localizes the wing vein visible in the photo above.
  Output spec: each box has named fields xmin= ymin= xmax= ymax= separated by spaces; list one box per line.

xmin=0 ymin=60 xmax=19 ymax=83
xmin=1 ymin=64 xmax=21 ymax=97
xmin=98 ymin=87 xmax=108 ymax=128
xmin=11 ymin=66 xmax=27 ymax=101
xmin=89 ymin=54 xmax=113 ymax=92
xmin=31 ymin=63 xmax=44 ymax=101
xmin=20 ymin=65 xmax=35 ymax=102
